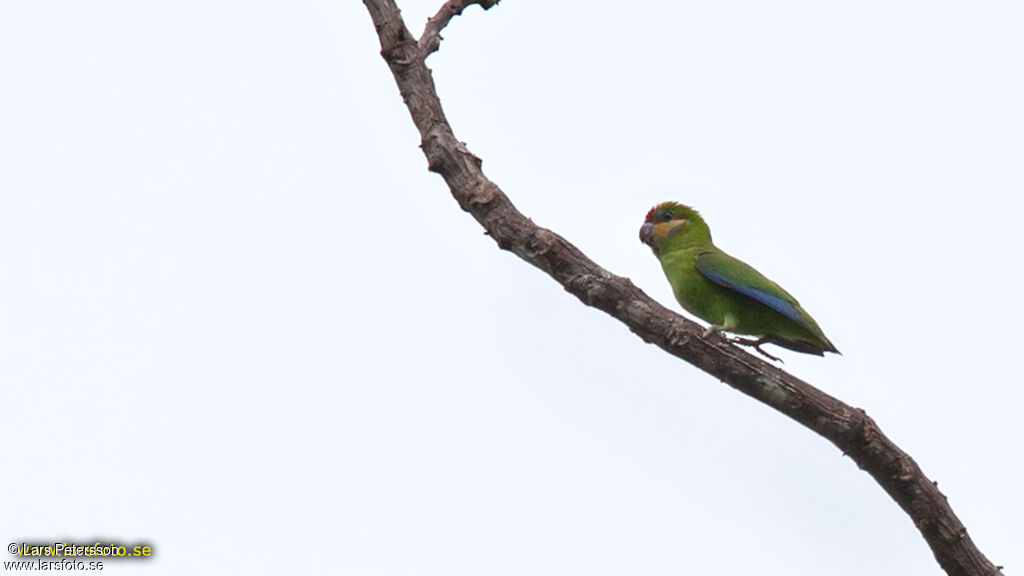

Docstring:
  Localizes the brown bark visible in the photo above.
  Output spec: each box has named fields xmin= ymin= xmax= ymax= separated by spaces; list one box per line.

xmin=360 ymin=1 xmax=1004 ymax=574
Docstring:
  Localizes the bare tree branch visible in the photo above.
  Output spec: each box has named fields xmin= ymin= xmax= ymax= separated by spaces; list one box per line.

xmin=419 ymin=0 xmax=499 ymax=56
xmin=361 ymin=1 xmax=1004 ymax=574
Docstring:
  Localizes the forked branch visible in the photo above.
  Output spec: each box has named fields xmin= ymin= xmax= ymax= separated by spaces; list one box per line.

xmin=361 ymin=1 xmax=1003 ymax=574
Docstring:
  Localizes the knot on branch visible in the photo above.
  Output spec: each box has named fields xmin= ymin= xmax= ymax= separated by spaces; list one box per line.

xmin=663 ymin=320 xmax=692 ymax=347
xmin=567 ymin=273 xmax=606 ymax=305
xmin=502 ymin=227 xmax=556 ymax=271
xmin=457 ymin=140 xmax=483 ymax=169
xmin=422 ymin=124 xmax=453 ymax=172
xmin=381 ymin=43 xmax=416 ymax=67
xmin=470 ymin=178 xmax=497 ymax=206
xmin=838 ymin=408 xmax=880 ymax=462
xmin=380 ymin=23 xmax=420 ymax=68
xmin=860 ymin=410 xmax=878 ymax=445
xmin=523 ymin=228 xmax=554 ymax=258
xmin=896 ymin=456 xmax=916 ymax=482
xmin=422 ymin=127 xmax=482 ymax=182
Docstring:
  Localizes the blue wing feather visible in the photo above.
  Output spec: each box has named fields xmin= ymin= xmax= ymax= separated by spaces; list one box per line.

xmin=694 ymin=252 xmax=810 ymax=329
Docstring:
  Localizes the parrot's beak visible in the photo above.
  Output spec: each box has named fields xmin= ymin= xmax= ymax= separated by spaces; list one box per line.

xmin=639 ymin=222 xmax=654 ymax=246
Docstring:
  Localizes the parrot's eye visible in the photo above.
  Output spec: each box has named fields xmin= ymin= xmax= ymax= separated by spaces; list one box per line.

xmin=658 ymin=210 xmax=674 ymax=223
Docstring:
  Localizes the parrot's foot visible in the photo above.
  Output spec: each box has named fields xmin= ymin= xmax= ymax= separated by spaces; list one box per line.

xmin=731 ymin=336 xmax=784 ymax=363
xmin=701 ymin=325 xmax=722 ymax=339
xmin=702 ymin=326 xmax=782 ymax=362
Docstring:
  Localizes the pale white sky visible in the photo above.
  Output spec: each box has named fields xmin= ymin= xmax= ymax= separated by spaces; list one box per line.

xmin=2 ymin=1 xmax=1021 ymax=574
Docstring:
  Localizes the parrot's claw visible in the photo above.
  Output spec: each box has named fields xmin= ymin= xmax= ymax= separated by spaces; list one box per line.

xmin=753 ymin=345 xmax=783 ymax=363
xmin=702 ymin=326 xmax=782 ymax=362
xmin=730 ymin=336 xmax=784 ymax=363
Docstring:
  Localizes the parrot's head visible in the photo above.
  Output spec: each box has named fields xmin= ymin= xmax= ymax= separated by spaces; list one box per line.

xmin=639 ymin=201 xmax=712 ymax=256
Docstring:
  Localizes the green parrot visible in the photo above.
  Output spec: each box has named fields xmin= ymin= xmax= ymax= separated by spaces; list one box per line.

xmin=639 ymin=201 xmax=839 ymax=359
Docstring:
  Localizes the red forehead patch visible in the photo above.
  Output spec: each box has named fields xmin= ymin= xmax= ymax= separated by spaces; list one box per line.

xmin=645 ymin=207 xmax=658 ymax=222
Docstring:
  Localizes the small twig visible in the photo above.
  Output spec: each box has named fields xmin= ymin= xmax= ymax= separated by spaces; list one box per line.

xmin=419 ymin=0 xmax=499 ymax=56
